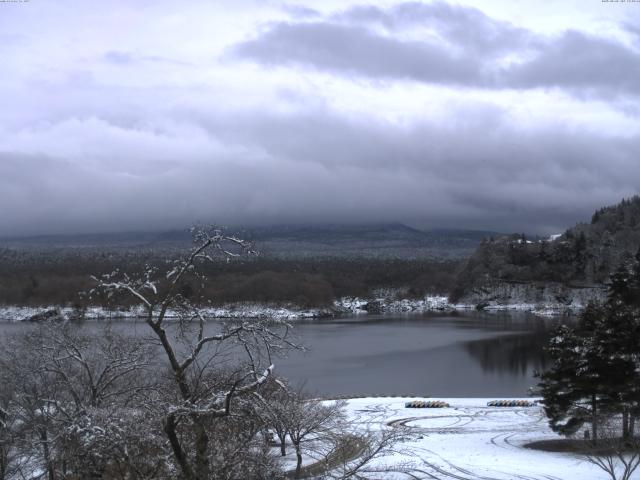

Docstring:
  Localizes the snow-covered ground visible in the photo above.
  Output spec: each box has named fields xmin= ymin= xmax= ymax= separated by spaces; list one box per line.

xmin=335 ymin=295 xmax=452 ymax=314
xmin=0 ymin=294 xmax=578 ymax=322
xmin=337 ymin=397 xmax=612 ymax=480
xmin=0 ymin=304 xmax=331 ymax=322
xmin=334 ymin=296 xmax=581 ymax=316
xmin=0 ymin=298 xmax=452 ymax=322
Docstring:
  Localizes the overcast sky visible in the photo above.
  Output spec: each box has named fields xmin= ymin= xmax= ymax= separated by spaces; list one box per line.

xmin=1 ymin=0 xmax=639 ymax=236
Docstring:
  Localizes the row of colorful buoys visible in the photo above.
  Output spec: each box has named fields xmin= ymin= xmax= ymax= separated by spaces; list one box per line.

xmin=487 ymin=400 xmax=535 ymax=407
xmin=405 ymin=400 xmax=450 ymax=408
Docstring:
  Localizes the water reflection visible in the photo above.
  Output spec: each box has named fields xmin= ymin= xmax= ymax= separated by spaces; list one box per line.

xmin=463 ymin=332 xmax=551 ymax=376
xmin=276 ymin=312 xmax=571 ymax=397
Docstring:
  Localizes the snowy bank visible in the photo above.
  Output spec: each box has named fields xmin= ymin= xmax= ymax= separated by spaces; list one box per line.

xmin=0 ymin=304 xmax=332 ymax=322
xmin=334 ymin=295 xmax=452 ymax=314
xmin=454 ymin=281 xmax=606 ymax=315
xmin=337 ymin=397 xmax=610 ymax=480
xmin=0 ymin=293 xmax=581 ymax=322
xmin=334 ymin=294 xmax=582 ymax=317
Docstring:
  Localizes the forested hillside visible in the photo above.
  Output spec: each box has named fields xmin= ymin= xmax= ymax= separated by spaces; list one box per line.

xmin=0 ymin=249 xmax=460 ymax=308
xmin=0 ymin=224 xmax=493 ymax=308
xmin=451 ymin=196 xmax=640 ymax=303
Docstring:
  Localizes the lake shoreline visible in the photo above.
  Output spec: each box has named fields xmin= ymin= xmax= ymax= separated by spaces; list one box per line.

xmin=0 ymin=295 xmax=582 ymax=322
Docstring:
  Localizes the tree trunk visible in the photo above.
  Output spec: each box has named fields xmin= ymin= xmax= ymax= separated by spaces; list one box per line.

xmin=623 ymin=408 xmax=630 ymax=439
xmin=164 ymin=414 xmax=195 ymax=480
xmin=278 ymin=432 xmax=287 ymax=456
xmin=39 ymin=428 xmax=55 ymax=480
xmin=630 ymin=415 xmax=636 ymax=438
xmin=294 ymin=442 xmax=302 ymax=479
xmin=592 ymin=394 xmax=598 ymax=445
xmin=193 ymin=422 xmax=210 ymax=480
xmin=0 ymin=411 xmax=6 ymax=480
xmin=0 ymin=446 xmax=7 ymax=480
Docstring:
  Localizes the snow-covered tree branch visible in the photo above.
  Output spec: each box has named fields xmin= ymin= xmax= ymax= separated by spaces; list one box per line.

xmin=91 ymin=225 xmax=297 ymax=480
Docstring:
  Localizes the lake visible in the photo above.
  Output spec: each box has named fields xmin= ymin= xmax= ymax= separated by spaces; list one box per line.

xmin=277 ymin=311 xmax=562 ymax=397
xmin=0 ymin=311 xmax=566 ymax=397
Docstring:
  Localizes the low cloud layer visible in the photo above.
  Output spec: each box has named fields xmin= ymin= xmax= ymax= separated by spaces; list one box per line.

xmin=2 ymin=102 xmax=637 ymax=236
xmin=0 ymin=1 xmax=638 ymax=236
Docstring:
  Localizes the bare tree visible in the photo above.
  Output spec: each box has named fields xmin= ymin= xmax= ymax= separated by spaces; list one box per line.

xmin=257 ymin=380 xmax=408 ymax=479
xmin=93 ymin=226 xmax=297 ymax=480
xmin=0 ymin=324 xmax=156 ymax=480
xmin=0 ymin=397 xmax=39 ymax=480
xmin=281 ymin=391 xmax=346 ymax=479
xmin=584 ymin=418 xmax=640 ymax=480
xmin=198 ymin=396 xmax=283 ymax=479
xmin=1 ymin=331 xmax=68 ymax=480
xmin=37 ymin=325 xmax=154 ymax=410
xmin=0 ymin=406 xmax=6 ymax=480
xmin=0 ymin=395 xmax=17 ymax=480
xmin=324 ymin=427 xmax=410 ymax=480
xmin=256 ymin=376 xmax=295 ymax=457
xmin=60 ymin=406 xmax=170 ymax=480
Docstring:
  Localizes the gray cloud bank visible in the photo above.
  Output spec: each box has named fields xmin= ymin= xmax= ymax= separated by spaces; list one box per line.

xmin=232 ymin=2 xmax=640 ymax=97
xmin=1 ymin=102 xmax=637 ymax=236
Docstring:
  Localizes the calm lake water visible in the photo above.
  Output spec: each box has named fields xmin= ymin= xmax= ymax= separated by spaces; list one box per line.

xmin=0 ymin=311 xmax=566 ymax=397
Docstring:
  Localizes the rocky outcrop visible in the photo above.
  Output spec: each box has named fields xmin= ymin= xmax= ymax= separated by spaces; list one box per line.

xmin=25 ymin=308 xmax=67 ymax=322
xmin=450 ymin=196 xmax=640 ymax=309
xmin=454 ymin=281 xmax=607 ymax=313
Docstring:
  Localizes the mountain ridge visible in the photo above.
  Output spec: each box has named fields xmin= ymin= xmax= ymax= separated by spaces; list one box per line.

xmin=451 ymin=196 xmax=640 ymax=306
xmin=0 ymin=223 xmax=505 ymax=259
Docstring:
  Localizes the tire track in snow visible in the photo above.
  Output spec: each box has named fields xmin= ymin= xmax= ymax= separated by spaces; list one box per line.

xmin=379 ymin=404 xmax=561 ymax=480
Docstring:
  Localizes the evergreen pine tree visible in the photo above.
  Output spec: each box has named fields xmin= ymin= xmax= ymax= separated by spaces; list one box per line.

xmin=538 ymin=314 xmax=604 ymax=441
xmin=539 ymin=254 xmax=640 ymax=442
xmin=608 ymin=263 xmax=632 ymax=307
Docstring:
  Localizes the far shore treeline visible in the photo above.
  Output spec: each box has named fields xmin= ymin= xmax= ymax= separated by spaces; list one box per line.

xmin=0 ymin=252 xmax=461 ymax=309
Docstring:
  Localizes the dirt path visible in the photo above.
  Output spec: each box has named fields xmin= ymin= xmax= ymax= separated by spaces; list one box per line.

xmin=285 ymin=435 xmax=367 ymax=479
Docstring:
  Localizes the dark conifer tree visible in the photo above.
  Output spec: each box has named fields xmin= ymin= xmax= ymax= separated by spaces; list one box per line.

xmin=539 ymin=253 xmax=640 ymax=442
xmin=628 ymin=246 xmax=640 ymax=308
xmin=608 ymin=263 xmax=632 ymax=307
xmin=538 ymin=313 xmax=604 ymax=441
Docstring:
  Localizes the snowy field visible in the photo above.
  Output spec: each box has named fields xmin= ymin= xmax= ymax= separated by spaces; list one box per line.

xmin=337 ymin=397 xmax=619 ymax=480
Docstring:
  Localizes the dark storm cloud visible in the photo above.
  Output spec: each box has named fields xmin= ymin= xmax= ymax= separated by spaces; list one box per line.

xmin=227 ymin=105 xmax=639 ymax=233
xmin=189 ymin=104 xmax=640 ymax=194
xmin=333 ymin=1 xmax=536 ymax=55
xmin=231 ymin=1 xmax=640 ymax=97
xmin=3 ymin=100 xmax=637 ymax=236
xmin=506 ymin=30 xmax=640 ymax=95
xmin=232 ymin=21 xmax=483 ymax=86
